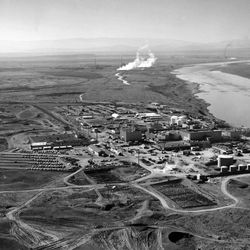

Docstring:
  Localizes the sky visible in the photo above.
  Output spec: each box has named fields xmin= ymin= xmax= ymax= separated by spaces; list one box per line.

xmin=0 ymin=0 xmax=250 ymax=43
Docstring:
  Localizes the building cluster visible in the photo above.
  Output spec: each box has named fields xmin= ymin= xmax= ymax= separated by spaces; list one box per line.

xmin=217 ymin=154 xmax=250 ymax=174
xmin=25 ymin=101 xmax=249 ymax=178
xmin=30 ymin=133 xmax=89 ymax=151
xmin=119 ymin=124 xmax=224 ymax=150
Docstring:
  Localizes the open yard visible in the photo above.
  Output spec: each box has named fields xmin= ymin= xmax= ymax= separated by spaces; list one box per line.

xmin=0 ymin=169 xmax=67 ymax=191
xmin=82 ymin=163 xmax=150 ymax=184
xmin=151 ymin=179 xmax=216 ymax=209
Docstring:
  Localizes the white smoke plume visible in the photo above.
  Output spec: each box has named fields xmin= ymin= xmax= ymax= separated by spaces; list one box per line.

xmin=117 ymin=45 xmax=157 ymax=71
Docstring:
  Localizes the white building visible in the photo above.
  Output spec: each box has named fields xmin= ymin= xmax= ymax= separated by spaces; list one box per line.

xmin=170 ymin=115 xmax=186 ymax=126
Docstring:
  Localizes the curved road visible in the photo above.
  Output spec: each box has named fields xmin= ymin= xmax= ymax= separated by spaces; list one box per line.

xmin=135 ymin=173 xmax=250 ymax=214
xmin=3 ymin=164 xmax=250 ymax=248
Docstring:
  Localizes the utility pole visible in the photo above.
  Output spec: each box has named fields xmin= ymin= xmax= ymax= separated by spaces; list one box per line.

xmin=95 ymin=129 xmax=98 ymax=142
xmin=87 ymin=126 xmax=90 ymax=138
xmin=94 ymin=56 xmax=97 ymax=69
xmin=137 ymin=149 xmax=140 ymax=165
xmin=120 ymin=55 xmax=123 ymax=67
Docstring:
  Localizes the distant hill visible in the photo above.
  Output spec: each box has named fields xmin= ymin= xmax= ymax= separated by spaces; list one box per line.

xmin=0 ymin=37 xmax=249 ymax=55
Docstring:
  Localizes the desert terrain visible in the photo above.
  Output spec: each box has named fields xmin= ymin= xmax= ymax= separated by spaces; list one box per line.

xmin=0 ymin=51 xmax=250 ymax=250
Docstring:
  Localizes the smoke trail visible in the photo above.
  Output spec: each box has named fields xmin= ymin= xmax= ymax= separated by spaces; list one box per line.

xmin=117 ymin=45 xmax=157 ymax=71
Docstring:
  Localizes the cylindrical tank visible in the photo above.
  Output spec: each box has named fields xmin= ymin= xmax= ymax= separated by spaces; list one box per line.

xmin=170 ymin=116 xmax=178 ymax=125
xmin=247 ymin=164 xmax=250 ymax=171
xmin=238 ymin=164 xmax=247 ymax=172
xmin=229 ymin=165 xmax=237 ymax=172
xmin=217 ymin=155 xmax=234 ymax=168
xmin=221 ymin=166 xmax=229 ymax=173
xmin=178 ymin=115 xmax=186 ymax=123
xmin=177 ymin=119 xmax=182 ymax=126
xmin=177 ymin=116 xmax=186 ymax=126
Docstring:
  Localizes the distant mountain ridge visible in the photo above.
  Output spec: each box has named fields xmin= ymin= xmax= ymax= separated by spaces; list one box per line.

xmin=0 ymin=37 xmax=249 ymax=54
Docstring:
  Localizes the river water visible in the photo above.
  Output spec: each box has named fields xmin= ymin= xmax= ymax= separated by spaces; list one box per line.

xmin=173 ymin=60 xmax=250 ymax=128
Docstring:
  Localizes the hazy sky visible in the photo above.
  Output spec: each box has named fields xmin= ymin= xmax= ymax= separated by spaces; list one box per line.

xmin=0 ymin=0 xmax=250 ymax=43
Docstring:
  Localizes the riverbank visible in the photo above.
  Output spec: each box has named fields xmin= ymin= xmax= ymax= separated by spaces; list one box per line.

xmin=173 ymin=60 xmax=250 ymax=128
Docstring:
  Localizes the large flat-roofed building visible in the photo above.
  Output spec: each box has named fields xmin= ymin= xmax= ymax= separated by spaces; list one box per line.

xmin=158 ymin=141 xmax=191 ymax=151
xmin=222 ymin=130 xmax=241 ymax=140
xmin=217 ymin=155 xmax=234 ymax=168
xmin=29 ymin=133 xmax=89 ymax=150
xmin=146 ymin=131 xmax=181 ymax=142
xmin=136 ymin=112 xmax=161 ymax=120
xmin=120 ymin=127 xmax=142 ymax=142
xmin=180 ymin=130 xmax=222 ymax=142
xmin=88 ymin=145 xmax=110 ymax=157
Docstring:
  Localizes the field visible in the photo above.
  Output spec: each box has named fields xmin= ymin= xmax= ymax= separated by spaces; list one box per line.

xmin=0 ymin=138 xmax=8 ymax=151
xmin=170 ymin=208 xmax=250 ymax=249
xmin=73 ymin=163 xmax=150 ymax=184
xmin=0 ymin=103 xmax=64 ymax=151
xmin=198 ymin=180 xmax=233 ymax=207
xmin=151 ymin=179 xmax=216 ymax=209
xmin=68 ymin=170 xmax=91 ymax=185
xmin=16 ymin=186 xmax=165 ymax=248
xmin=74 ymin=227 xmax=197 ymax=250
xmin=227 ymin=176 xmax=250 ymax=208
xmin=0 ymin=225 xmax=28 ymax=250
xmin=1 ymin=52 xmax=250 ymax=249
xmin=19 ymin=186 xmax=157 ymax=227
xmin=60 ymin=206 xmax=250 ymax=250
xmin=0 ymin=191 xmax=39 ymax=215
xmin=0 ymin=169 xmax=67 ymax=191
xmin=214 ymin=62 xmax=250 ymax=79
xmin=0 ymin=54 xmax=215 ymax=118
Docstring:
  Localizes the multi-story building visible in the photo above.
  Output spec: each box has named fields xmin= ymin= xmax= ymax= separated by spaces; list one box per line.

xmin=180 ymin=130 xmax=222 ymax=142
xmin=120 ymin=127 xmax=142 ymax=142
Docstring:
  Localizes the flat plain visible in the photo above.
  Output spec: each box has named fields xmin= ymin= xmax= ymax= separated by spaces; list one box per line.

xmin=1 ymin=51 xmax=250 ymax=249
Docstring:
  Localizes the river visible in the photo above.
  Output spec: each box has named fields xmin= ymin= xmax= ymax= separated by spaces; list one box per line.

xmin=173 ymin=60 xmax=250 ymax=128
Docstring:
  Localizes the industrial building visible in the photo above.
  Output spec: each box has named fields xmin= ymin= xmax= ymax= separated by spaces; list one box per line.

xmin=217 ymin=155 xmax=234 ymax=168
xmin=158 ymin=141 xmax=191 ymax=151
xmin=181 ymin=130 xmax=222 ymax=142
xmin=170 ymin=115 xmax=187 ymax=126
xmin=120 ymin=127 xmax=142 ymax=142
xmin=147 ymin=123 xmax=164 ymax=133
xmin=88 ymin=145 xmax=110 ymax=157
xmin=135 ymin=112 xmax=162 ymax=121
xmin=222 ymin=130 xmax=241 ymax=140
xmin=146 ymin=131 xmax=181 ymax=142
xmin=30 ymin=133 xmax=89 ymax=150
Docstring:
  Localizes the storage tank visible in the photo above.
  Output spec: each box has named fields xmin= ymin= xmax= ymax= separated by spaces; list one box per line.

xmin=247 ymin=164 xmax=250 ymax=171
xmin=178 ymin=115 xmax=187 ymax=124
xmin=238 ymin=164 xmax=247 ymax=172
xmin=177 ymin=119 xmax=182 ymax=126
xmin=229 ymin=165 xmax=237 ymax=172
xmin=170 ymin=116 xmax=178 ymax=125
xmin=217 ymin=155 xmax=234 ymax=168
xmin=220 ymin=166 xmax=229 ymax=173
